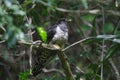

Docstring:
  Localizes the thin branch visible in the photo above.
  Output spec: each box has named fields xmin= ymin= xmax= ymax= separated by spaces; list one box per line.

xmin=18 ymin=35 xmax=119 ymax=52
xmin=38 ymin=0 xmax=120 ymax=16
xmin=100 ymin=6 xmax=105 ymax=80
xmin=101 ymin=40 xmax=105 ymax=80
xmin=0 ymin=34 xmax=5 ymax=43
xmin=62 ymin=37 xmax=94 ymax=51
xmin=0 ymin=40 xmax=5 ymax=43
xmin=109 ymin=58 xmax=120 ymax=80
xmin=113 ymin=19 xmax=120 ymax=34
xmin=42 ymin=68 xmax=65 ymax=77
xmin=25 ymin=16 xmax=34 ymax=75
xmin=29 ymin=45 xmax=33 ymax=75
xmin=18 ymin=40 xmax=33 ymax=45
xmin=0 ymin=26 xmax=6 ymax=32
xmin=15 ymin=51 xmax=26 ymax=61
xmin=71 ymin=64 xmax=85 ymax=73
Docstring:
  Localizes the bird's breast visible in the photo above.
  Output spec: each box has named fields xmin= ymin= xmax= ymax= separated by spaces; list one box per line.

xmin=51 ymin=26 xmax=68 ymax=46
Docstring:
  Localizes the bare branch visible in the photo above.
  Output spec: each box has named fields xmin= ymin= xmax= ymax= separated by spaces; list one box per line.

xmin=109 ymin=58 xmax=120 ymax=80
xmin=0 ymin=26 xmax=6 ymax=32
xmin=62 ymin=37 xmax=94 ymax=51
xmin=29 ymin=45 xmax=33 ymax=75
xmin=100 ymin=7 xmax=105 ymax=80
xmin=0 ymin=40 xmax=5 ymax=43
xmin=42 ymin=68 xmax=65 ymax=77
xmin=38 ymin=0 xmax=120 ymax=16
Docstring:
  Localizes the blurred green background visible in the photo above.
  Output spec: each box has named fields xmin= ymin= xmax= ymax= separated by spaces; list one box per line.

xmin=0 ymin=0 xmax=120 ymax=80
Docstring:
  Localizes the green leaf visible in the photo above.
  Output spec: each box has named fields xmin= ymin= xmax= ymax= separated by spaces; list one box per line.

xmin=81 ymin=0 xmax=88 ymax=9
xmin=19 ymin=70 xmax=30 ymax=80
xmin=4 ymin=0 xmax=12 ymax=7
xmin=103 ymin=23 xmax=114 ymax=33
xmin=104 ymin=44 xmax=120 ymax=60
xmin=114 ymin=31 xmax=120 ymax=37
xmin=81 ymin=14 xmax=96 ymax=22
xmin=3 ymin=26 xmax=24 ymax=48
xmin=37 ymin=27 xmax=47 ymax=42
xmin=10 ymin=4 xmax=26 ymax=15
xmin=14 ymin=10 xmax=26 ymax=15
xmin=81 ymin=25 xmax=92 ymax=31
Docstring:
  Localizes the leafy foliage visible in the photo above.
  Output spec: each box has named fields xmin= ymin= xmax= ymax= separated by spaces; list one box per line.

xmin=37 ymin=27 xmax=47 ymax=42
xmin=19 ymin=70 xmax=30 ymax=80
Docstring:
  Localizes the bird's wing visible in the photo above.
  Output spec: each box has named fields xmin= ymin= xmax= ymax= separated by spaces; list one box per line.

xmin=47 ymin=25 xmax=57 ymax=43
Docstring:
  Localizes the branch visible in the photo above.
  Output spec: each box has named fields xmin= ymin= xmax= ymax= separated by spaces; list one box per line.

xmin=62 ymin=37 xmax=94 ymax=51
xmin=42 ymin=68 xmax=65 ymax=77
xmin=0 ymin=40 xmax=5 ymax=43
xmin=38 ymin=1 xmax=120 ymax=16
xmin=109 ymin=58 xmax=120 ymax=80
xmin=57 ymin=51 xmax=75 ymax=80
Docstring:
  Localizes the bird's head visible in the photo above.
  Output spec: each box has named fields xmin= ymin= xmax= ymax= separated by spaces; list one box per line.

xmin=47 ymin=18 xmax=71 ymax=48
xmin=56 ymin=18 xmax=71 ymax=32
xmin=57 ymin=18 xmax=71 ymax=24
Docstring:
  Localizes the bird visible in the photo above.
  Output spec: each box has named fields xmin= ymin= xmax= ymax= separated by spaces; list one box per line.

xmin=32 ymin=18 xmax=69 ymax=76
xmin=47 ymin=18 xmax=69 ymax=48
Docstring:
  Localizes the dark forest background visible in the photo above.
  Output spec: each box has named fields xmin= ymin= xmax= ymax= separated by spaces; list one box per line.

xmin=0 ymin=0 xmax=120 ymax=80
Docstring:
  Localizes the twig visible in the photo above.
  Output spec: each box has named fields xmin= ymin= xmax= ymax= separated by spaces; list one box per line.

xmin=115 ymin=0 xmax=118 ymax=7
xmin=62 ymin=37 xmax=94 ymax=51
xmin=113 ymin=19 xmax=120 ymax=34
xmin=101 ymin=40 xmax=105 ymax=80
xmin=0 ymin=26 xmax=6 ymax=32
xmin=18 ymin=40 xmax=33 ymax=45
xmin=29 ymin=45 xmax=33 ymax=75
xmin=15 ymin=51 xmax=26 ymax=61
xmin=42 ymin=68 xmax=65 ymax=77
xmin=38 ymin=0 xmax=120 ymax=16
xmin=100 ymin=6 xmax=105 ymax=80
xmin=0 ymin=40 xmax=5 ymax=43
xmin=71 ymin=64 xmax=85 ymax=74
xmin=26 ymin=16 xmax=34 ymax=75
xmin=109 ymin=58 xmax=120 ymax=80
